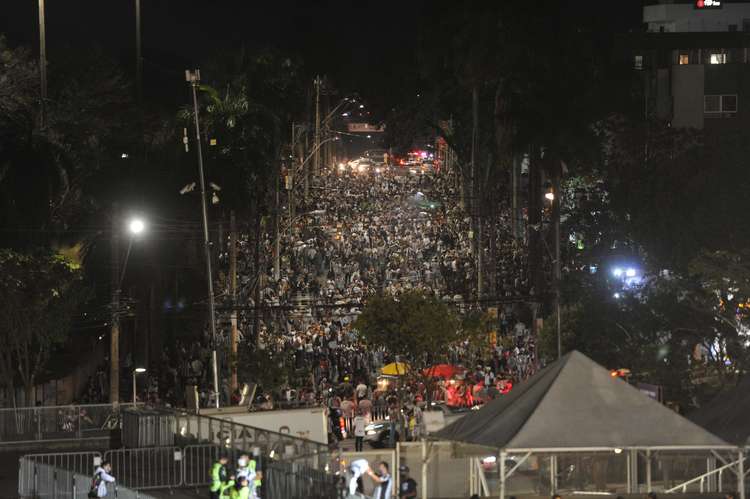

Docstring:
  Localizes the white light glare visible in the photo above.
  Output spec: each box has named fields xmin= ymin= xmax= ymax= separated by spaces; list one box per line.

xmin=612 ymin=267 xmax=623 ymax=278
xmin=545 ymin=192 xmax=555 ymax=201
xmin=625 ymin=268 xmax=637 ymax=278
xmin=129 ymin=218 xmax=145 ymax=235
xmin=134 ymin=367 xmax=146 ymax=373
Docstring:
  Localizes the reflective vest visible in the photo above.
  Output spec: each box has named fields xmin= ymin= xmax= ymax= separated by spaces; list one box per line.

xmin=219 ymin=479 xmax=235 ymax=498
xmin=210 ymin=462 xmax=225 ymax=492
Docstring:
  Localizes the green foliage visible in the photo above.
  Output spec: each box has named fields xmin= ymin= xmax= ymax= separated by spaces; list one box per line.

xmin=354 ymin=291 xmax=460 ymax=370
xmin=0 ymin=248 xmax=89 ymax=398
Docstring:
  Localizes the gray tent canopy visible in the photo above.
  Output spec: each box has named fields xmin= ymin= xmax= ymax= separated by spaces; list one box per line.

xmin=434 ymin=350 xmax=731 ymax=450
xmin=689 ymin=374 xmax=750 ymax=447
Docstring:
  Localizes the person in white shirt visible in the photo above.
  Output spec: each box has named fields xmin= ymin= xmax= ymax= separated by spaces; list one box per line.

xmin=348 ymin=458 xmax=370 ymax=496
xmin=368 ymin=461 xmax=393 ymax=499
xmin=91 ymin=461 xmax=116 ymax=498
xmin=353 ymin=410 xmax=366 ymax=452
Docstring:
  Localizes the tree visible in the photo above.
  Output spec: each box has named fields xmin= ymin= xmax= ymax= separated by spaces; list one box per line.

xmin=0 ymin=249 xmax=88 ymax=404
xmin=354 ymin=291 xmax=460 ymax=371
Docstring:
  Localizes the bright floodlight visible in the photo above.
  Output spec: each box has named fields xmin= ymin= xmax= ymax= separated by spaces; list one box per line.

xmin=612 ymin=267 xmax=623 ymax=278
xmin=129 ymin=218 xmax=145 ymax=235
xmin=545 ymin=192 xmax=555 ymax=201
xmin=625 ymin=267 xmax=637 ymax=278
xmin=134 ymin=367 xmax=146 ymax=373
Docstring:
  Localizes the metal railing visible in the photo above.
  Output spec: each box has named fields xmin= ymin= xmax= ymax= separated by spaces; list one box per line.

xmin=174 ymin=411 xmax=328 ymax=468
xmin=19 ymin=452 xmax=102 ymax=492
xmin=0 ymin=403 xmax=139 ymax=444
xmin=264 ymin=460 xmax=338 ymax=499
xmin=104 ymin=447 xmax=183 ymax=490
xmin=18 ymin=457 xmax=156 ymax=499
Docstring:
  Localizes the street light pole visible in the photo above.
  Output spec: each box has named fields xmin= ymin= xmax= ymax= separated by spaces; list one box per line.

xmin=135 ymin=0 xmax=142 ymax=105
xmin=186 ymin=69 xmax=221 ymax=409
xmin=110 ymin=205 xmax=121 ymax=404
xmin=311 ymin=76 xmax=322 ymax=197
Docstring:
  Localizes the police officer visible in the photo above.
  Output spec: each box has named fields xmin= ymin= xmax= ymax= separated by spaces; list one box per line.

xmin=210 ymin=455 xmax=230 ymax=499
xmin=230 ymin=476 xmax=251 ymax=499
xmin=398 ymin=465 xmax=417 ymax=499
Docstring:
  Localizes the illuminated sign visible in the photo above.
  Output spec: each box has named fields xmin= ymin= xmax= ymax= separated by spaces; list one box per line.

xmin=347 ymin=123 xmax=385 ymax=133
xmin=695 ymin=0 xmax=722 ymax=8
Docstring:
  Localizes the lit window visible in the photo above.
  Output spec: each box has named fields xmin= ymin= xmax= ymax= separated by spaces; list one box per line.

xmin=634 ymin=55 xmax=643 ymax=70
xmin=710 ymin=53 xmax=727 ymax=64
xmin=704 ymin=94 xmax=738 ymax=114
xmin=679 ymin=54 xmax=689 ymax=65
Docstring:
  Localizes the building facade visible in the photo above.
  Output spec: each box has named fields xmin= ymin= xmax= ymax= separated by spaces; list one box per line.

xmin=633 ymin=0 xmax=750 ymax=130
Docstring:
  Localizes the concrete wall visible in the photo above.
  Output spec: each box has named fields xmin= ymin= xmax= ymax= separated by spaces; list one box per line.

xmin=672 ymin=64 xmax=706 ymax=128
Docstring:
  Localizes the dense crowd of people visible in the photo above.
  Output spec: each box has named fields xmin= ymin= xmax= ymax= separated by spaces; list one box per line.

xmin=87 ymin=163 xmax=537 ymax=423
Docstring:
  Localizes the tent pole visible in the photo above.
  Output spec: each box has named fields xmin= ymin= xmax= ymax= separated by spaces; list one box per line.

xmin=550 ymin=455 xmax=558 ymax=494
xmin=631 ymin=449 xmax=639 ymax=493
xmin=739 ymin=450 xmax=745 ymax=499
xmin=500 ymin=451 xmax=506 ymax=499
xmin=421 ymin=439 xmax=428 ymax=499
xmin=646 ymin=450 xmax=652 ymax=493
xmin=626 ymin=451 xmax=632 ymax=494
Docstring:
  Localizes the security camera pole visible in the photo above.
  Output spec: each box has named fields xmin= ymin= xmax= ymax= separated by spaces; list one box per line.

xmin=186 ymin=69 xmax=221 ymax=408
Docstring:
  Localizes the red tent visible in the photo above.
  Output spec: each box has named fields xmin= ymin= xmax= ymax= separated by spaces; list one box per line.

xmin=423 ymin=364 xmax=466 ymax=379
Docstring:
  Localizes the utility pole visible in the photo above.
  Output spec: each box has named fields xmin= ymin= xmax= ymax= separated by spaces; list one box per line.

xmin=229 ymin=211 xmax=238 ymax=393
xmin=312 ymin=76 xmax=322 ymax=195
xmin=110 ymin=205 xmax=120 ymax=404
xmin=274 ymin=168 xmax=281 ymax=281
xmin=135 ymin=0 xmax=142 ymax=105
xmin=37 ymin=0 xmax=47 ymax=128
xmin=551 ymin=161 xmax=562 ymax=359
xmin=186 ymin=69 xmax=221 ymax=408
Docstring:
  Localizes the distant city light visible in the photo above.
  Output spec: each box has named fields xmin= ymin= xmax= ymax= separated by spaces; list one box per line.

xmin=121 ymin=153 xmax=129 ymax=159
xmin=359 ymin=104 xmax=365 ymax=109
xmin=613 ymin=292 xmax=621 ymax=299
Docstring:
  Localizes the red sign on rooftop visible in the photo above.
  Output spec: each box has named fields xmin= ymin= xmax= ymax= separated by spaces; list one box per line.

xmin=695 ymin=0 xmax=722 ymax=9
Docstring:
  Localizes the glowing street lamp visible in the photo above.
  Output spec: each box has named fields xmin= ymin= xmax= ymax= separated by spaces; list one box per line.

xmin=128 ymin=218 xmax=145 ymax=235
xmin=132 ymin=367 xmax=146 ymax=405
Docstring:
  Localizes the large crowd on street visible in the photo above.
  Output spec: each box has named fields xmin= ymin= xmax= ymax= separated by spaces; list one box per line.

xmin=86 ymin=163 xmax=538 ymax=438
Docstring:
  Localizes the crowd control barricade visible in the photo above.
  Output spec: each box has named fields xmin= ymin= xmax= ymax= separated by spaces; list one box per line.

xmin=104 ymin=446 xmax=183 ymax=490
xmin=264 ymin=460 xmax=338 ymax=499
xmin=0 ymin=403 xmax=139 ymax=444
xmin=19 ymin=453 xmax=102 ymax=498
xmin=19 ymin=459 xmax=157 ymax=499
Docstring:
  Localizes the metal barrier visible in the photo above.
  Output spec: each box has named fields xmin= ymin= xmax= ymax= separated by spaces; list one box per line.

xmin=18 ymin=458 xmax=156 ymax=499
xmin=264 ymin=460 xmax=338 ymax=499
xmin=174 ymin=411 xmax=327 ymax=468
xmin=0 ymin=403 xmax=139 ymax=444
xmin=19 ymin=453 xmax=102 ymax=497
xmin=104 ymin=447 xmax=183 ymax=490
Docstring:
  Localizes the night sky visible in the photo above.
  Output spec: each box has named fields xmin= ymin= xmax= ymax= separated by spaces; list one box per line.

xmin=1 ymin=1 xmax=642 ymax=117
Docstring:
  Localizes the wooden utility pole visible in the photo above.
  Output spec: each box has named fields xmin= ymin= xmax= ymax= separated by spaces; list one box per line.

xmin=110 ymin=205 xmax=120 ymax=404
xmin=229 ymin=211 xmax=238 ymax=392
xmin=37 ymin=0 xmax=47 ymax=128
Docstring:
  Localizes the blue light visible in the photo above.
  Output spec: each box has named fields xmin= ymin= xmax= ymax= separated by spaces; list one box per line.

xmin=625 ymin=268 xmax=637 ymax=278
xmin=612 ymin=267 xmax=623 ymax=278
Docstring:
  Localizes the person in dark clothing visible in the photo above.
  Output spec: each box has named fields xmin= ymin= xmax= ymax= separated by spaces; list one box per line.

xmin=398 ymin=465 xmax=417 ymax=498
